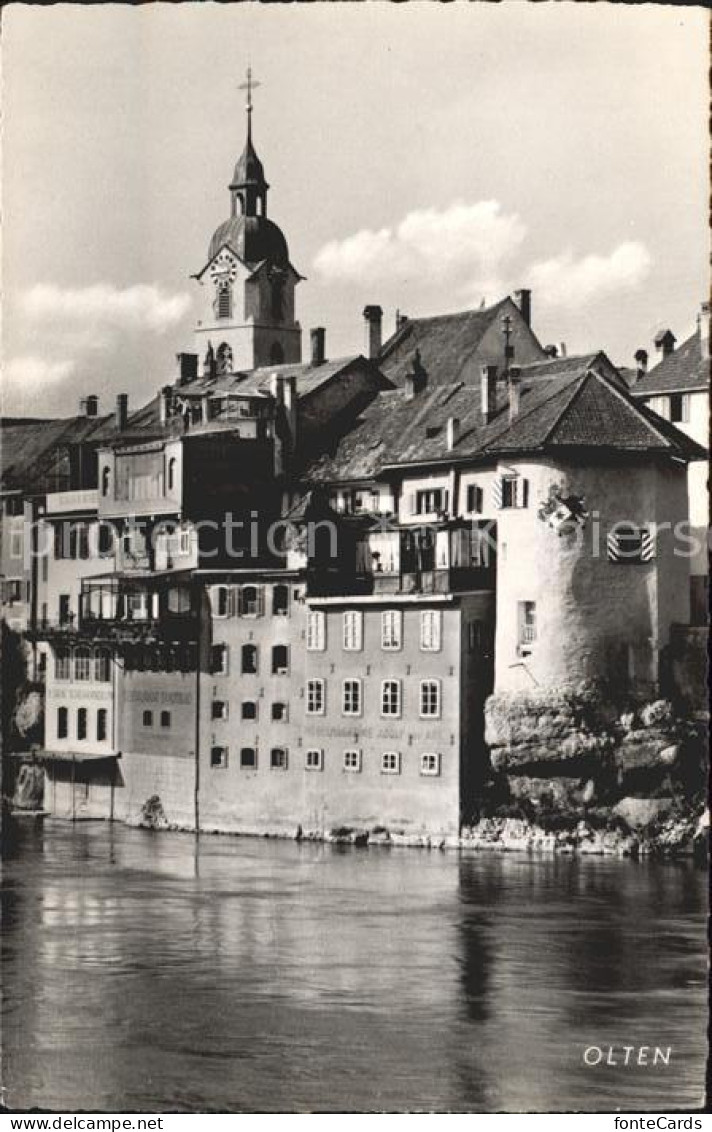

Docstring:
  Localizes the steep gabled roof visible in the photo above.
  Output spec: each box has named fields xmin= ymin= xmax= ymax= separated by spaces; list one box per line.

xmin=306 ymin=361 xmax=705 ymax=484
xmin=377 ymin=299 xmax=513 ymax=387
xmin=631 ymin=329 xmax=710 ymax=396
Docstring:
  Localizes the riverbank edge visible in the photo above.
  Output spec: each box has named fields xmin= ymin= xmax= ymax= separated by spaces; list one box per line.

xmin=120 ymin=809 xmax=708 ymax=860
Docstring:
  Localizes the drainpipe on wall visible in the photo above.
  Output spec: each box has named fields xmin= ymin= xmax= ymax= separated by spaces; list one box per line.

xmin=193 ymin=581 xmax=201 ymax=835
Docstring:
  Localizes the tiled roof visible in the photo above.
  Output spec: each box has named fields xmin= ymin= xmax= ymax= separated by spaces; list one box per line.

xmin=631 ymin=330 xmax=710 ymax=396
xmin=378 ymin=300 xmax=513 ymax=387
xmin=306 ymin=362 xmax=705 ymax=483
xmin=0 ymin=414 xmax=113 ymax=494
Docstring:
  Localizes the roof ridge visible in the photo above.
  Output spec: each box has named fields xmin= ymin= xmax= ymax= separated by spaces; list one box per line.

xmin=482 ymin=371 xmax=585 ymax=452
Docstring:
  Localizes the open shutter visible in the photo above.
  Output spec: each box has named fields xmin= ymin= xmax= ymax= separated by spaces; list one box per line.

xmin=641 ymin=527 xmax=656 ymax=561
xmin=520 ymin=478 xmax=530 ymax=508
xmin=492 ymin=477 xmax=503 ymax=510
xmin=257 ymin=586 xmax=265 ymax=616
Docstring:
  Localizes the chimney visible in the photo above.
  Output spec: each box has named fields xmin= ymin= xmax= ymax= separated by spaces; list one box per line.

xmin=446 ymin=417 xmax=460 ymax=451
xmin=310 ymin=327 xmax=326 ymax=366
xmin=396 ymin=311 xmax=408 ymax=332
xmin=80 ymin=394 xmax=99 ymax=417
xmin=634 ymin=348 xmax=648 ymax=382
xmin=116 ymin=394 xmax=128 ymax=432
xmin=363 ymin=305 xmax=383 ymax=359
xmin=654 ymin=329 xmax=676 ymax=359
xmin=508 ymin=367 xmax=522 ymax=422
xmin=176 ymin=352 xmax=198 ymax=386
xmin=480 ymin=365 xmax=498 ymax=424
xmin=159 ymin=385 xmax=173 ymax=426
xmin=514 ymin=289 xmax=532 ymax=328
xmin=405 ymin=349 xmax=428 ymax=400
xmin=699 ymin=301 xmax=710 ymax=361
xmin=544 ymin=344 xmax=558 ymax=359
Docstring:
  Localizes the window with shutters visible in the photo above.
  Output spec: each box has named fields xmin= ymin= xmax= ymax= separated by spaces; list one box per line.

xmin=211 ymin=746 xmax=229 ymax=769
xmin=271 ymin=702 xmax=288 ymax=722
xmin=420 ymin=753 xmax=441 ymax=777
xmin=415 ymin=488 xmax=448 ymax=515
xmin=466 ymin=484 xmax=484 ymax=513
xmin=420 ymin=680 xmax=441 ymax=719
xmin=498 ymin=474 xmax=529 ymax=509
xmin=239 ymin=585 xmax=263 ymax=617
xmin=381 ymin=751 xmax=401 ymax=775
xmin=212 ymin=586 xmax=230 ymax=618
xmin=420 ymin=610 xmax=442 ymax=652
xmin=381 ymin=609 xmax=402 ymax=650
xmin=607 ymin=524 xmax=655 ymax=564
xmin=210 ymin=644 xmax=229 ymax=675
xmin=306 ymin=679 xmax=325 ymax=715
xmin=381 ymin=679 xmax=401 ymax=717
xmin=343 ymin=610 xmax=363 ymax=651
xmin=305 ymin=748 xmax=323 ymax=771
xmin=272 ymin=645 xmax=289 ymax=674
xmin=212 ymin=700 xmax=228 ymax=721
xmin=241 ymin=644 xmax=258 ymax=674
xmin=306 ymin=610 xmax=326 ymax=651
xmin=342 ymin=678 xmax=362 ymax=716
xmin=270 ymin=747 xmax=288 ymax=770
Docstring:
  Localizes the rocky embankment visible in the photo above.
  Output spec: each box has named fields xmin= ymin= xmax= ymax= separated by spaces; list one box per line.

xmin=471 ymin=684 xmax=708 ymax=859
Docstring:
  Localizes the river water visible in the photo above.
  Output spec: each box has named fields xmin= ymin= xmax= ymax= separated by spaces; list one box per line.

xmin=0 ymin=820 xmax=707 ymax=1113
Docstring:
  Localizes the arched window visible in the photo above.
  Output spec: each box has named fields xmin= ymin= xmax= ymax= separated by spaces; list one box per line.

xmin=101 ymin=466 xmax=111 ymax=497
xmin=216 ymin=342 xmax=233 ymax=375
xmin=167 ymin=457 xmax=177 ymax=491
xmin=270 ymin=342 xmax=285 ymax=365
xmin=217 ymin=283 xmax=231 ymax=320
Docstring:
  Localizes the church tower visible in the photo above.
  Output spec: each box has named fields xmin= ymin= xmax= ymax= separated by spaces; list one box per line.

xmin=193 ymin=70 xmax=303 ymax=375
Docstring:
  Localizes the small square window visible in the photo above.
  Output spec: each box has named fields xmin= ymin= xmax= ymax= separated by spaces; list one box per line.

xmin=211 ymin=746 xmax=228 ymax=769
xmin=241 ymin=701 xmax=257 ymax=721
xmin=271 ymin=702 xmax=288 ymax=722
xmin=381 ymin=751 xmax=400 ymax=775
xmin=305 ymin=748 xmax=324 ymax=771
xmin=160 ymin=710 xmax=171 ymax=729
xmin=212 ymin=700 xmax=228 ymax=721
xmin=343 ymin=749 xmax=362 ymax=772
xmin=420 ymin=753 xmax=441 ymax=777
xmin=240 ymin=747 xmax=257 ymax=769
xmin=142 ymin=710 xmax=153 ymax=728
xmin=270 ymin=747 xmax=288 ymax=770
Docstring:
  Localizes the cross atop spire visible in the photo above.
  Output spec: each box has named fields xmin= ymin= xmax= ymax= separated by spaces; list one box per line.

xmin=238 ymin=66 xmax=261 ymax=137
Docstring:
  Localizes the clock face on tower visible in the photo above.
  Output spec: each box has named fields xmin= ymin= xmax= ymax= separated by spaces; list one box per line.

xmin=209 ymin=250 xmax=238 ymax=283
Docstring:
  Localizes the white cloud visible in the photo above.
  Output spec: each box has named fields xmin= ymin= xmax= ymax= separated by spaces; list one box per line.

xmin=3 ymin=355 xmax=76 ymax=389
xmin=526 ymin=241 xmax=652 ymax=310
xmin=22 ymin=283 xmax=192 ymax=336
xmin=314 ymin=200 xmax=526 ymax=293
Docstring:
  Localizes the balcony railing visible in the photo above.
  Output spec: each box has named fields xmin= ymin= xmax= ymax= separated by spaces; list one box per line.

xmin=307 ymin=563 xmax=495 ymax=598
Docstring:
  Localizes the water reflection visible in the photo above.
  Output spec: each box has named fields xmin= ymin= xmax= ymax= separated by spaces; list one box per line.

xmin=1 ymin=822 xmax=707 ymax=1113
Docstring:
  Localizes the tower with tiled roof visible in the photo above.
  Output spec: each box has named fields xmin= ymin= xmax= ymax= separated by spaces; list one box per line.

xmin=193 ymin=69 xmax=303 ymax=374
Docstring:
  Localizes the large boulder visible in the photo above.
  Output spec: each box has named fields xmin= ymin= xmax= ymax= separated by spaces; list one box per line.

xmin=613 ymin=796 xmax=674 ymax=830
xmin=490 ymin=732 xmax=613 ymax=776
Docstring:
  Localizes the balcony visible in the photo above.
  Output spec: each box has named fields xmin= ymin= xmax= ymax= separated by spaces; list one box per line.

xmin=77 ymin=576 xmax=199 ymax=644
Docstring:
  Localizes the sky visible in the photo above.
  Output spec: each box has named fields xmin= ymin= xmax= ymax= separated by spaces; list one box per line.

xmin=1 ymin=2 xmax=709 ymax=417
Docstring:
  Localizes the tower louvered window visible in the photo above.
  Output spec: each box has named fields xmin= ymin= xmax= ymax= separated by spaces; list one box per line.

xmin=217 ymin=283 xmax=231 ymax=320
